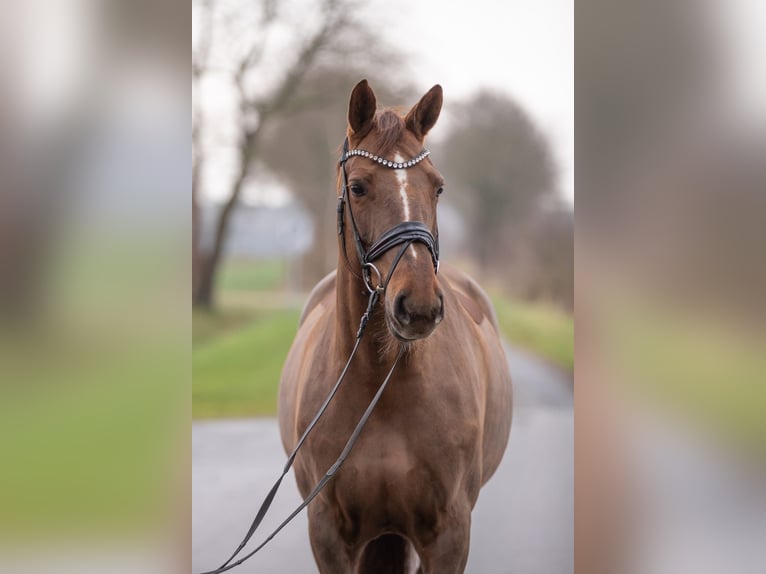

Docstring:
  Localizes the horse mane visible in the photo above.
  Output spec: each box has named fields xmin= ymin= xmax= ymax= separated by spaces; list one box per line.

xmin=372 ymin=109 xmax=406 ymax=156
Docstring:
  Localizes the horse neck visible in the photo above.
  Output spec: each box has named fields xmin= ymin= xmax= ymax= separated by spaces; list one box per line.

xmin=334 ymin=256 xmax=398 ymax=369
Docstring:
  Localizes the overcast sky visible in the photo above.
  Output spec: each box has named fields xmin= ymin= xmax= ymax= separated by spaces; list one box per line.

xmin=368 ymin=0 xmax=574 ymax=204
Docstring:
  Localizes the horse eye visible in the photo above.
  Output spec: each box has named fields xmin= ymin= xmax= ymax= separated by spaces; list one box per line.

xmin=436 ymin=186 xmax=445 ymax=197
xmin=349 ymin=183 xmax=366 ymax=197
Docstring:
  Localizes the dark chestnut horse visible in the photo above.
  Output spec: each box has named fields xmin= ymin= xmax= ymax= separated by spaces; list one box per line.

xmin=278 ymin=80 xmax=512 ymax=573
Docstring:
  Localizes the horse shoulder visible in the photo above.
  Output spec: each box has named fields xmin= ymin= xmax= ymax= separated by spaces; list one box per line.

xmin=441 ymin=266 xmax=513 ymax=485
xmin=298 ymin=270 xmax=337 ymax=326
xmin=440 ymin=265 xmax=500 ymax=333
xmin=280 ymin=271 xmax=336 ymax=452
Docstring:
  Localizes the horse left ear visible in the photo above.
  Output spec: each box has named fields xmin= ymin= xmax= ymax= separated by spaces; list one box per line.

xmin=405 ymin=84 xmax=443 ymax=140
xmin=348 ymin=79 xmax=377 ymax=139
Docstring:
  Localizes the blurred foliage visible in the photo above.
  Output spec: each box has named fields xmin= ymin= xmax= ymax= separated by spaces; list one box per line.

xmin=502 ymin=208 xmax=574 ymax=310
xmin=436 ymin=90 xmax=572 ymax=310
xmin=439 ymin=91 xmax=558 ymax=268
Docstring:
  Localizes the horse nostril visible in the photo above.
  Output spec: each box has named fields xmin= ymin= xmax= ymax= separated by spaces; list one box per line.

xmin=436 ymin=293 xmax=445 ymax=321
xmin=394 ymin=292 xmax=411 ymax=325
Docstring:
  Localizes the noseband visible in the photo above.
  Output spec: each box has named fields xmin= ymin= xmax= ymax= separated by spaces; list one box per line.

xmin=337 ymin=138 xmax=439 ymax=293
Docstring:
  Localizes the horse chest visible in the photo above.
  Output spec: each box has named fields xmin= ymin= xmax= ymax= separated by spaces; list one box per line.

xmin=329 ymin=430 xmax=466 ymax=540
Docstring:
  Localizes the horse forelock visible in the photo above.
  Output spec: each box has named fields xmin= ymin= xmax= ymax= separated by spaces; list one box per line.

xmin=371 ymin=109 xmax=406 ymax=156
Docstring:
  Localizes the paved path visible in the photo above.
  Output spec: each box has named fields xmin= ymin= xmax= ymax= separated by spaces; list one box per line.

xmin=193 ymin=345 xmax=572 ymax=573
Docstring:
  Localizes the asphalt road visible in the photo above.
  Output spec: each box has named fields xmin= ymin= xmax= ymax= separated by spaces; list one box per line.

xmin=192 ymin=345 xmax=573 ymax=574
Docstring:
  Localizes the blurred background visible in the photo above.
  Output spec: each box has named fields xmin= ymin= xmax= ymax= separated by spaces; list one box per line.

xmin=577 ymin=1 xmax=766 ymax=573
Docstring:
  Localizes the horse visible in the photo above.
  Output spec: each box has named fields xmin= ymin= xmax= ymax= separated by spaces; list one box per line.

xmin=278 ymin=80 xmax=513 ymax=574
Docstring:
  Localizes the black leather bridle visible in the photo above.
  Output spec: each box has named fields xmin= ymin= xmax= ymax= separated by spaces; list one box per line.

xmin=200 ymin=139 xmax=440 ymax=574
xmin=337 ymin=137 xmax=440 ymax=295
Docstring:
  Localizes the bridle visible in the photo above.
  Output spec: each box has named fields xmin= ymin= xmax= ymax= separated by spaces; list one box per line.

xmin=200 ymin=139 xmax=440 ymax=574
xmin=337 ymin=137 xmax=440 ymax=294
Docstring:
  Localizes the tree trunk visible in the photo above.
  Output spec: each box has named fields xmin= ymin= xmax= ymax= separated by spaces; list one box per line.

xmin=192 ymin=131 xmax=259 ymax=309
xmin=192 ymin=253 xmax=216 ymax=309
xmin=192 ymin=122 xmax=203 ymax=307
xmin=192 ymin=0 xmax=212 ymax=308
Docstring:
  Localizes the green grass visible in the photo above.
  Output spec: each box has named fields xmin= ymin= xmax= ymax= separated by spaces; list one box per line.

xmin=192 ymin=307 xmax=259 ymax=347
xmin=491 ymin=295 xmax=574 ymax=372
xmin=193 ymin=307 xmax=301 ymax=418
xmin=218 ymin=259 xmax=286 ymax=292
xmin=194 ymin=257 xmax=296 ymax=418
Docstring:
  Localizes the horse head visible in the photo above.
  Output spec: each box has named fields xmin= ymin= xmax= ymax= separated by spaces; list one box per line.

xmin=339 ymin=80 xmax=446 ymax=341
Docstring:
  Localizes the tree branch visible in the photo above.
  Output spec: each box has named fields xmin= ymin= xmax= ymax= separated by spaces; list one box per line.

xmin=246 ymin=0 xmax=348 ymax=118
xmin=192 ymin=0 xmax=214 ymax=80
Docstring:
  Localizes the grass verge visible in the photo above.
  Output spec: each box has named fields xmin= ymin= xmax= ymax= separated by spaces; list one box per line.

xmin=218 ymin=259 xmax=286 ymax=292
xmin=491 ymin=295 xmax=574 ymax=372
xmin=193 ymin=307 xmax=301 ymax=418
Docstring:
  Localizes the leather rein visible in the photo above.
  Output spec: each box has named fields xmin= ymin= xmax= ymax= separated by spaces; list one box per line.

xmin=200 ymin=139 xmax=439 ymax=574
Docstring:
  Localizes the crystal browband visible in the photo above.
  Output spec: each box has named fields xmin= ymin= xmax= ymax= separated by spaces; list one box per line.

xmin=342 ymin=148 xmax=430 ymax=169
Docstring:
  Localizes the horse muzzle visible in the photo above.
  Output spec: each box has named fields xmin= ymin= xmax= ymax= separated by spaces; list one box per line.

xmin=387 ymin=289 xmax=444 ymax=341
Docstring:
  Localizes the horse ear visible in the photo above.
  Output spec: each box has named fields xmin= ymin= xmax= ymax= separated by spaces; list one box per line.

xmin=348 ymin=79 xmax=377 ymax=139
xmin=405 ymin=84 xmax=443 ymax=140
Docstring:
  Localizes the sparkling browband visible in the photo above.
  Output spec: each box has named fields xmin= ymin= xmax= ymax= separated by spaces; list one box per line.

xmin=343 ymin=148 xmax=430 ymax=169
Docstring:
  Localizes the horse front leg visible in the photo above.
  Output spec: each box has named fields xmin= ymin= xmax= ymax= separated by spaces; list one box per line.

xmin=415 ymin=507 xmax=472 ymax=574
xmin=307 ymin=500 xmax=356 ymax=574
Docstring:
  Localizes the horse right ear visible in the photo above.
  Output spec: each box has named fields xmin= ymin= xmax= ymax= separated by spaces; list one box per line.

xmin=405 ymin=84 xmax=443 ymax=140
xmin=348 ymin=79 xmax=377 ymax=139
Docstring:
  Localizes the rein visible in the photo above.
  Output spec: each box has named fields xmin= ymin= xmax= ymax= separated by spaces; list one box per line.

xmin=200 ymin=139 xmax=439 ymax=574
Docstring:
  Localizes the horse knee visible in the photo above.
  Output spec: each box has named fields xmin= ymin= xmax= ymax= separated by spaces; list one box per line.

xmin=308 ymin=507 xmax=354 ymax=573
xmin=416 ymin=513 xmax=471 ymax=574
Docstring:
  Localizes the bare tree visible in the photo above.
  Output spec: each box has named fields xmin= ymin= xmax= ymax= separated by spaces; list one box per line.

xmin=504 ymin=206 xmax=574 ymax=309
xmin=438 ymin=91 xmax=557 ymax=272
xmin=192 ymin=0 xmax=213 ymax=307
xmin=192 ymin=0 xmax=379 ymax=308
